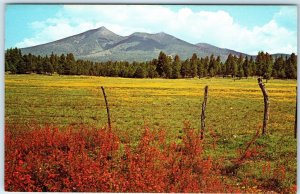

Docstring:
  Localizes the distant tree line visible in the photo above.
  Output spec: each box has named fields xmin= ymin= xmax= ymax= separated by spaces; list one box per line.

xmin=5 ymin=48 xmax=297 ymax=79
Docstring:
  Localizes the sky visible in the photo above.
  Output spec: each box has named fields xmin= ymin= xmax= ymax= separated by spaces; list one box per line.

xmin=5 ymin=4 xmax=298 ymax=55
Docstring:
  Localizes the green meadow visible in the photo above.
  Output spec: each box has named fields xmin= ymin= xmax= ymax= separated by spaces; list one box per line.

xmin=5 ymin=74 xmax=297 ymax=191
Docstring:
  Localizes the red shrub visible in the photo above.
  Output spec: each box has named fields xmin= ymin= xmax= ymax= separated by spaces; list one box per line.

xmin=5 ymin=124 xmax=238 ymax=192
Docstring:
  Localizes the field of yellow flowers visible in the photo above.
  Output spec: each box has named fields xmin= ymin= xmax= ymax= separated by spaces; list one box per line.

xmin=5 ymin=74 xmax=297 ymax=192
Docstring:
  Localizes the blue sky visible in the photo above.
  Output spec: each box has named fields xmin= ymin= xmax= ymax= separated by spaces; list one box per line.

xmin=5 ymin=4 xmax=297 ymax=54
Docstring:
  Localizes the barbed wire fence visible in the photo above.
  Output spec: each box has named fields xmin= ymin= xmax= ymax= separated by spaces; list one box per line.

xmin=5 ymin=82 xmax=297 ymax=138
xmin=5 ymin=86 xmax=204 ymax=132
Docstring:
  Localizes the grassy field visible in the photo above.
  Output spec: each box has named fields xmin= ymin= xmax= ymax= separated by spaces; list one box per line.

xmin=5 ymin=74 xmax=297 ymax=191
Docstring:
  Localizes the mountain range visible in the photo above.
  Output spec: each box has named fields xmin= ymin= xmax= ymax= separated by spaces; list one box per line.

xmin=20 ymin=26 xmax=286 ymax=62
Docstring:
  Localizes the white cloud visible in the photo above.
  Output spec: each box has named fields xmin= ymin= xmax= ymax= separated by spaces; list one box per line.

xmin=274 ymin=6 xmax=297 ymax=29
xmin=15 ymin=38 xmax=40 ymax=48
xmin=15 ymin=5 xmax=297 ymax=54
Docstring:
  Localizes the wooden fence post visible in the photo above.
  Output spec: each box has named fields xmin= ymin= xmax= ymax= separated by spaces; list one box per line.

xmin=101 ymin=86 xmax=111 ymax=129
xmin=200 ymin=86 xmax=208 ymax=140
xmin=295 ymin=87 xmax=297 ymax=139
xmin=257 ymin=78 xmax=269 ymax=135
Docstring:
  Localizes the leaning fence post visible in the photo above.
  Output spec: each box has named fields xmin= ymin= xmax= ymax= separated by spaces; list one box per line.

xmin=101 ymin=86 xmax=111 ymax=129
xmin=257 ymin=78 xmax=269 ymax=135
xmin=200 ymin=86 xmax=208 ymax=140
xmin=295 ymin=87 xmax=297 ymax=139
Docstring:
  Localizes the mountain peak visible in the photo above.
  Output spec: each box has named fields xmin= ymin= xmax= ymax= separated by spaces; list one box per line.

xmin=156 ymin=32 xmax=167 ymax=36
xmin=94 ymin=26 xmax=114 ymax=34
xmin=96 ymin=26 xmax=109 ymax=31
xmin=89 ymin=26 xmax=123 ymax=41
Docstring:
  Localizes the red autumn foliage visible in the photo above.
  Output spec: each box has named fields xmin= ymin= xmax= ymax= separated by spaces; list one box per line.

xmin=235 ymin=127 xmax=261 ymax=165
xmin=5 ymin=124 xmax=239 ymax=192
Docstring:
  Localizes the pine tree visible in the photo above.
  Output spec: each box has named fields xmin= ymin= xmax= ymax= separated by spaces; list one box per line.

xmin=216 ymin=56 xmax=221 ymax=75
xmin=5 ymin=59 xmax=9 ymax=72
xmin=225 ymin=54 xmax=232 ymax=77
xmin=249 ymin=56 xmax=255 ymax=76
xmin=221 ymin=61 xmax=226 ymax=77
xmin=65 ymin=53 xmax=76 ymax=75
xmin=237 ymin=54 xmax=244 ymax=79
xmin=5 ymin=48 xmax=23 ymax=73
xmin=208 ymin=54 xmax=216 ymax=77
xmin=232 ymin=60 xmax=237 ymax=78
xmin=273 ymin=56 xmax=285 ymax=78
xmin=180 ymin=59 xmax=189 ymax=78
xmin=148 ymin=59 xmax=158 ymax=78
xmin=57 ymin=54 xmax=66 ymax=75
xmin=16 ymin=57 xmax=26 ymax=74
xmin=36 ymin=55 xmax=44 ymax=74
xmin=203 ymin=56 xmax=209 ymax=77
xmin=197 ymin=58 xmax=204 ymax=78
xmin=255 ymin=51 xmax=264 ymax=76
xmin=171 ymin=55 xmax=181 ymax=79
xmin=44 ymin=61 xmax=54 ymax=75
xmin=190 ymin=53 xmax=198 ymax=78
xmin=237 ymin=62 xmax=244 ymax=78
xmin=50 ymin=52 xmax=58 ymax=72
xmin=156 ymin=51 xmax=168 ymax=77
xmin=242 ymin=56 xmax=249 ymax=78
xmin=148 ymin=64 xmax=157 ymax=78
xmin=286 ymin=53 xmax=297 ymax=79
xmin=263 ymin=52 xmax=273 ymax=82
xmin=163 ymin=56 xmax=172 ymax=78
xmin=134 ymin=66 xmax=146 ymax=78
